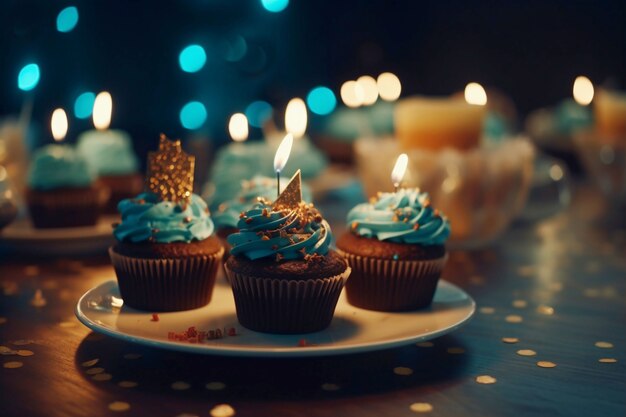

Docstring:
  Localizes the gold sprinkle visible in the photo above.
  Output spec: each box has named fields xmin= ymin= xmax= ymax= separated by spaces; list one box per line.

xmin=321 ymin=383 xmax=341 ymax=391
xmin=393 ymin=366 xmax=414 ymax=376
xmin=24 ymin=265 xmax=40 ymax=276
xmin=512 ymin=300 xmax=528 ymax=308
xmin=536 ymin=305 xmax=555 ymax=315
xmin=86 ymin=367 xmax=105 ymax=375
xmin=475 ymin=375 xmax=497 ymax=384
xmin=595 ymin=341 xmax=614 ymax=349
xmin=505 ymin=315 xmax=523 ymax=323
xmin=123 ymin=353 xmax=142 ymax=360
xmin=92 ymin=373 xmax=113 ymax=381
xmin=58 ymin=321 xmax=78 ymax=328
xmin=517 ymin=349 xmax=537 ymax=357
xmin=2 ymin=281 xmax=19 ymax=296
xmin=537 ymin=361 xmax=557 ymax=368
xmin=479 ymin=307 xmax=495 ymax=314
xmin=30 ymin=289 xmax=47 ymax=307
xmin=81 ymin=359 xmax=99 ymax=367
xmin=210 ymin=404 xmax=235 ymax=417
xmin=205 ymin=382 xmax=226 ymax=391
xmin=118 ymin=381 xmax=138 ymax=388
xmin=171 ymin=381 xmax=191 ymax=391
xmin=447 ymin=347 xmax=465 ymax=355
xmin=16 ymin=350 xmax=34 ymax=357
xmin=416 ymin=341 xmax=434 ymax=348
xmin=0 ymin=346 xmax=11 ymax=353
xmin=0 ymin=317 xmax=7 ymax=325
xmin=502 ymin=337 xmax=519 ymax=344
xmin=12 ymin=339 xmax=35 ymax=346
xmin=3 ymin=361 xmax=23 ymax=369
xmin=108 ymin=401 xmax=131 ymax=412
xmin=598 ymin=358 xmax=617 ymax=363
xmin=409 ymin=402 xmax=433 ymax=413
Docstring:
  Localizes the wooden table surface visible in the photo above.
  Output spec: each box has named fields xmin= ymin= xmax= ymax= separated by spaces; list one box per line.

xmin=1 ymin=183 xmax=625 ymax=417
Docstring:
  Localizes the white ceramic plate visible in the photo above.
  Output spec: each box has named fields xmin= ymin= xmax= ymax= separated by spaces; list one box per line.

xmin=0 ymin=216 xmax=116 ymax=255
xmin=76 ymin=279 xmax=475 ymax=357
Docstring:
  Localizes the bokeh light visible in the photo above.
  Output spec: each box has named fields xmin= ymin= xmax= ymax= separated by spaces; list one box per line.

xmin=228 ymin=113 xmax=249 ymax=142
xmin=222 ymin=36 xmax=247 ymax=62
xmin=573 ymin=76 xmax=594 ymax=106
xmin=74 ymin=92 xmax=96 ymax=119
xmin=180 ymin=101 xmax=207 ymax=130
xmin=51 ymin=108 xmax=68 ymax=141
xmin=306 ymin=86 xmax=337 ymax=115
xmin=464 ymin=82 xmax=487 ymax=106
xmin=18 ymin=63 xmax=40 ymax=91
xmin=356 ymin=75 xmax=378 ymax=105
xmin=56 ymin=6 xmax=79 ymax=33
xmin=377 ymin=72 xmax=401 ymax=101
xmin=245 ymin=100 xmax=273 ymax=128
xmin=340 ymin=80 xmax=365 ymax=108
xmin=261 ymin=0 xmax=289 ymax=13
xmin=179 ymin=45 xmax=207 ymax=73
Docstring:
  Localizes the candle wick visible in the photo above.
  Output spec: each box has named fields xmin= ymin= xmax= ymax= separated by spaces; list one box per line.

xmin=276 ymin=171 xmax=281 ymax=198
xmin=394 ymin=182 xmax=399 ymax=192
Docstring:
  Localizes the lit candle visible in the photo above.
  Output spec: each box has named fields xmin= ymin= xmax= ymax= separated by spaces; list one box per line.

xmin=51 ymin=108 xmax=68 ymax=142
xmin=273 ymin=133 xmax=293 ymax=197
xmin=573 ymin=76 xmax=594 ymax=106
xmin=464 ymin=82 xmax=488 ymax=106
xmin=228 ymin=112 xmax=249 ymax=154
xmin=285 ymin=98 xmax=307 ymax=139
xmin=391 ymin=153 xmax=408 ymax=192
xmin=593 ymin=87 xmax=626 ymax=139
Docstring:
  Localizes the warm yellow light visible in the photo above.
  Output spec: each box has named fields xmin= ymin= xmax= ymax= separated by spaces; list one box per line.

xmin=228 ymin=113 xmax=248 ymax=142
xmin=93 ymin=91 xmax=112 ymax=130
xmin=357 ymin=75 xmax=378 ymax=105
xmin=573 ymin=76 xmax=594 ymax=106
xmin=391 ymin=153 xmax=408 ymax=188
xmin=377 ymin=72 xmax=401 ymax=101
xmin=51 ymin=108 xmax=68 ymax=142
xmin=340 ymin=80 xmax=365 ymax=108
xmin=285 ymin=98 xmax=307 ymax=139
xmin=273 ymin=133 xmax=293 ymax=173
xmin=464 ymin=82 xmax=487 ymax=106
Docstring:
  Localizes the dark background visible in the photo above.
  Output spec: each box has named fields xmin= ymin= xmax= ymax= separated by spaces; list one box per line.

xmin=1 ymin=0 xmax=625 ymax=155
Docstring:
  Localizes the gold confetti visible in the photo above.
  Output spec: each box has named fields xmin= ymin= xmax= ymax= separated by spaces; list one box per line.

xmin=16 ymin=350 xmax=34 ymax=357
xmin=2 ymin=281 xmax=19 ymax=295
xmin=475 ymin=375 xmax=497 ymax=384
xmin=502 ymin=337 xmax=519 ymax=344
xmin=505 ymin=315 xmax=523 ymax=323
xmin=595 ymin=341 xmax=614 ymax=349
xmin=86 ymin=367 xmax=105 ymax=375
xmin=537 ymin=361 xmax=556 ymax=368
xmin=0 ymin=346 xmax=12 ymax=353
xmin=3 ymin=361 xmax=23 ymax=368
xmin=41 ymin=280 xmax=59 ymax=290
xmin=24 ymin=265 xmax=40 ymax=276
xmin=118 ymin=381 xmax=138 ymax=388
xmin=147 ymin=134 xmax=194 ymax=204
xmin=517 ymin=349 xmax=537 ymax=357
xmin=0 ymin=317 xmax=6 ymax=325
xmin=92 ymin=373 xmax=113 ymax=381
xmin=410 ymin=402 xmax=433 ymax=413
xmin=123 ymin=353 xmax=142 ymax=360
xmin=447 ymin=347 xmax=465 ymax=355
xmin=12 ymin=339 xmax=35 ymax=346
xmin=321 ymin=383 xmax=341 ymax=391
xmin=81 ymin=359 xmax=99 ymax=367
xmin=30 ymin=289 xmax=46 ymax=307
xmin=210 ymin=404 xmax=235 ymax=417
xmin=512 ymin=300 xmax=528 ymax=308
xmin=108 ymin=401 xmax=131 ymax=412
xmin=393 ymin=367 xmax=414 ymax=376
xmin=416 ymin=341 xmax=434 ymax=348
xmin=58 ymin=321 xmax=78 ymax=328
xmin=479 ymin=307 xmax=495 ymax=314
xmin=598 ymin=358 xmax=617 ymax=363
xmin=205 ymin=382 xmax=226 ymax=391
xmin=536 ymin=305 xmax=554 ymax=315
xmin=171 ymin=381 xmax=191 ymax=391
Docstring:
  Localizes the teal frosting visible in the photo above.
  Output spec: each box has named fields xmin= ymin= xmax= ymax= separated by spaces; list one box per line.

xmin=114 ymin=192 xmax=215 ymax=243
xmin=77 ymin=130 xmax=139 ymax=176
xmin=227 ymin=200 xmax=331 ymax=261
xmin=483 ymin=111 xmax=511 ymax=141
xmin=323 ymin=108 xmax=371 ymax=141
xmin=347 ymin=189 xmax=450 ymax=245
xmin=28 ymin=144 xmax=94 ymax=190
xmin=367 ymin=101 xmax=395 ymax=136
xmin=213 ymin=176 xmax=313 ymax=229
xmin=554 ymin=99 xmax=593 ymax=134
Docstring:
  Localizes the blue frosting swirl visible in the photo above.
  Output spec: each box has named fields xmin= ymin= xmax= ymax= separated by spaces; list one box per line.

xmin=114 ymin=192 xmax=215 ymax=243
xmin=77 ymin=130 xmax=139 ymax=176
xmin=227 ymin=200 xmax=331 ymax=261
xmin=28 ymin=145 xmax=94 ymax=190
xmin=347 ymin=189 xmax=450 ymax=245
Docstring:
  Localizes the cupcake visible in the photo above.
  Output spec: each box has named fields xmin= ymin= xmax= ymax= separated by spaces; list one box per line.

xmin=77 ymin=130 xmax=142 ymax=213
xmin=109 ymin=136 xmax=224 ymax=311
xmin=224 ymin=171 xmax=350 ymax=334
xmin=26 ymin=144 xmax=106 ymax=228
xmin=336 ymin=188 xmax=450 ymax=311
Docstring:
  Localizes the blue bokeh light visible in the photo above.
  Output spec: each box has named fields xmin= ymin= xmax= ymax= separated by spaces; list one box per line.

xmin=306 ymin=86 xmax=337 ymax=115
xmin=180 ymin=101 xmax=207 ymax=130
xmin=18 ymin=63 xmax=40 ymax=91
xmin=56 ymin=6 xmax=79 ymax=33
xmin=179 ymin=45 xmax=207 ymax=73
xmin=245 ymin=101 xmax=273 ymax=128
xmin=74 ymin=92 xmax=96 ymax=119
xmin=261 ymin=0 xmax=289 ymax=13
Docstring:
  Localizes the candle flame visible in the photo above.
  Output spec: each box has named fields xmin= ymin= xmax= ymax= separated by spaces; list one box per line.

xmin=93 ymin=91 xmax=112 ymax=130
xmin=51 ymin=108 xmax=68 ymax=142
xmin=357 ymin=75 xmax=379 ymax=105
xmin=273 ymin=133 xmax=293 ymax=173
xmin=340 ymin=80 xmax=365 ymax=108
xmin=377 ymin=72 xmax=401 ymax=101
xmin=464 ymin=82 xmax=487 ymax=106
xmin=391 ymin=153 xmax=409 ymax=188
xmin=285 ymin=98 xmax=307 ymax=139
xmin=228 ymin=113 xmax=249 ymax=142
xmin=573 ymin=76 xmax=594 ymax=106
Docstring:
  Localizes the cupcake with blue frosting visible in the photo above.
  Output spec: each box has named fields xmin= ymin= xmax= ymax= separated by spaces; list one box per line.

xmin=336 ymin=188 xmax=450 ymax=311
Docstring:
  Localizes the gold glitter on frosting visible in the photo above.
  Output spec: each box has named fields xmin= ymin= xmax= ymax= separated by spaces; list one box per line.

xmin=273 ymin=170 xmax=302 ymax=210
xmin=147 ymin=134 xmax=195 ymax=204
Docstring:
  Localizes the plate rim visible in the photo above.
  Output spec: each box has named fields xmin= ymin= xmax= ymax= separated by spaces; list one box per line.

xmin=75 ymin=280 xmax=475 ymax=358
xmin=1 ymin=216 xmax=117 ymax=242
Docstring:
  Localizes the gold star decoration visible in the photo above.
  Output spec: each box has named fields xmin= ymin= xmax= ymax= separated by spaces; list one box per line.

xmin=273 ymin=170 xmax=302 ymax=210
xmin=147 ymin=134 xmax=195 ymax=204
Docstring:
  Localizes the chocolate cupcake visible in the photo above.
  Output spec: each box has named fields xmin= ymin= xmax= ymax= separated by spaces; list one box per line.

xmin=224 ymin=172 xmax=350 ymax=334
xmin=336 ymin=189 xmax=450 ymax=311
xmin=109 ymin=136 xmax=223 ymax=311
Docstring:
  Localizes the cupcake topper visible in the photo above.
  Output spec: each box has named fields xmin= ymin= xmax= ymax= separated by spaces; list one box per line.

xmin=273 ymin=133 xmax=293 ymax=198
xmin=273 ymin=169 xmax=302 ymax=210
xmin=147 ymin=134 xmax=195 ymax=204
xmin=391 ymin=153 xmax=408 ymax=192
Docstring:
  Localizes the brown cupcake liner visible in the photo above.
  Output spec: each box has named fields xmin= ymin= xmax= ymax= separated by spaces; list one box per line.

xmin=109 ymin=246 xmax=224 ymax=312
xmin=27 ymin=186 xmax=108 ymax=228
xmin=224 ymin=264 xmax=351 ymax=334
xmin=337 ymin=249 xmax=448 ymax=312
